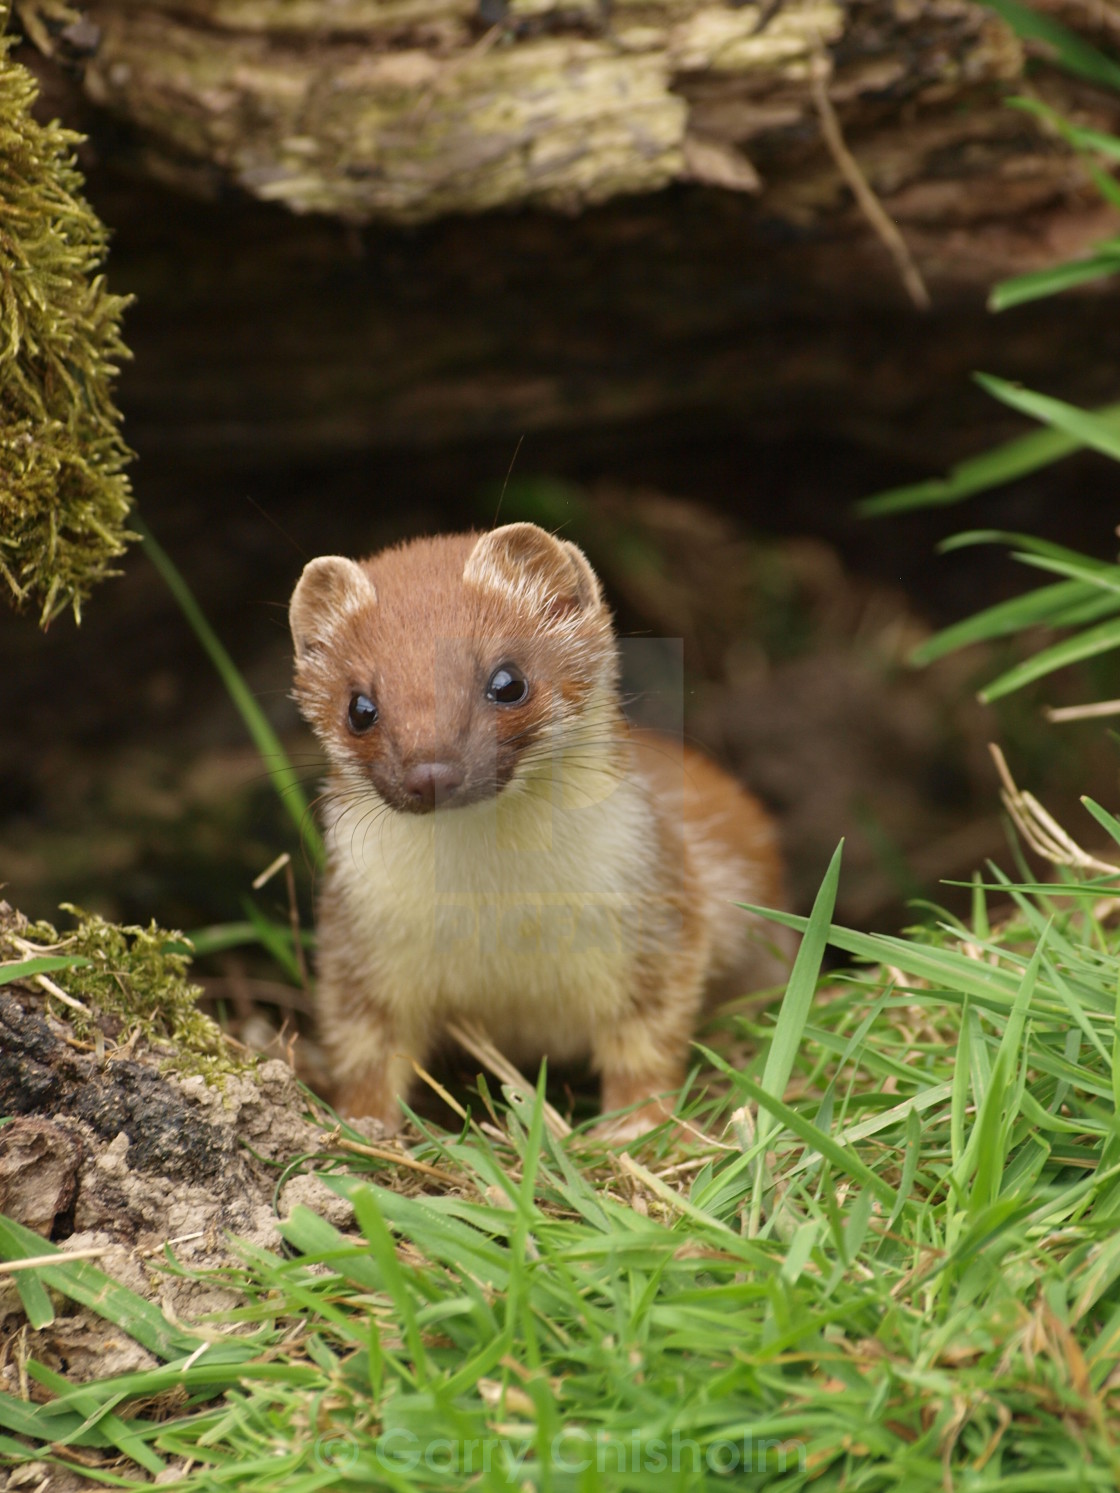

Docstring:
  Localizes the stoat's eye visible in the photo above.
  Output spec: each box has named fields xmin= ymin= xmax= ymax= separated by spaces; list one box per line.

xmin=486 ymin=663 xmax=529 ymax=706
xmin=347 ymin=693 xmax=378 ymax=733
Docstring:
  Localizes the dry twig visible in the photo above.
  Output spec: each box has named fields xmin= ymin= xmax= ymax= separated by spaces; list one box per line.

xmin=989 ymin=743 xmax=1120 ymax=875
xmin=447 ymin=1020 xmax=571 ymax=1140
xmin=809 ymin=48 xmax=930 ymax=311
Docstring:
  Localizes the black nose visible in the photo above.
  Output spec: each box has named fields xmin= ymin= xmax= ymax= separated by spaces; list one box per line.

xmin=400 ymin=761 xmax=465 ymax=811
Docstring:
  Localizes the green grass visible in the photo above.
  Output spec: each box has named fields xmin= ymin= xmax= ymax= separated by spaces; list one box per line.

xmin=5 ymin=856 xmax=1120 ymax=1489
xmin=11 ymin=427 xmax=1120 ymax=1482
xmin=6 ymin=3 xmax=1110 ymax=1477
xmin=860 ymin=2 xmax=1120 ymax=522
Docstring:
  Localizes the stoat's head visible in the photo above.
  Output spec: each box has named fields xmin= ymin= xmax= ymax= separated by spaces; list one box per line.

xmin=289 ymin=523 xmax=618 ymax=813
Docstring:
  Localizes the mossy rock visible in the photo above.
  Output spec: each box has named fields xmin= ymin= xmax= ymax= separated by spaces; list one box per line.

xmin=0 ymin=30 xmax=134 ymax=625
xmin=0 ymin=901 xmax=244 ymax=1082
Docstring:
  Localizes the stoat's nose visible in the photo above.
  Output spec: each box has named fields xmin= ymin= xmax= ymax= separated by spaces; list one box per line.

xmin=400 ymin=760 xmax=465 ymax=812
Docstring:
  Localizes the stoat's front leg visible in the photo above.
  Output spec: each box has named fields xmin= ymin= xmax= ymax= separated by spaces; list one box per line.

xmin=315 ymin=910 xmax=426 ymax=1130
xmin=592 ymin=928 xmax=709 ymax=1141
xmin=331 ymin=1029 xmax=419 ymax=1132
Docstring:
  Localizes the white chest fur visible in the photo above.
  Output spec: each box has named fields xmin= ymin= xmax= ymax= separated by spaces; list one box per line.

xmin=323 ymin=755 xmax=667 ymax=1060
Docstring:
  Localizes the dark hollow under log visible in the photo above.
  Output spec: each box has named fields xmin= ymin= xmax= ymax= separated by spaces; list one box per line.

xmin=14 ymin=0 xmax=1120 ymax=485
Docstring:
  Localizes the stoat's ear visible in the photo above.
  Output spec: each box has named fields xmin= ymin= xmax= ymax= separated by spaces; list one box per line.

xmin=464 ymin=523 xmax=603 ymax=619
xmin=289 ymin=556 xmax=376 ymax=662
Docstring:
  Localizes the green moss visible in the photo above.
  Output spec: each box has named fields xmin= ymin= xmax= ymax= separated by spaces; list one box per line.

xmin=4 ymin=905 xmax=247 ymax=1080
xmin=0 ymin=29 xmax=135 ymax=625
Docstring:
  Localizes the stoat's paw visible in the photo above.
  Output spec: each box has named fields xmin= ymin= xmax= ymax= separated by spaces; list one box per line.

xmin=340 ymin=1112 xmax=400 ymax=1142
xmin=334 ymin=1076 xmax=404 ymax=1138
xmin=591 ymin=1095 xmax=677 ymax=1146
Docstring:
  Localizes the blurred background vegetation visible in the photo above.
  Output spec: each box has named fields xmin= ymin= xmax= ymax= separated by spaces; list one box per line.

xmin=4 ymin=0 xmax=1120 ymax=957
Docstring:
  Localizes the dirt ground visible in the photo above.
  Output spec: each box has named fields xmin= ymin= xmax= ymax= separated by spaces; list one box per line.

xmin=0 ymin=947 xmax=359 ymax=1490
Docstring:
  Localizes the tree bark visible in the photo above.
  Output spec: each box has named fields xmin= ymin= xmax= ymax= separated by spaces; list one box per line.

xmin=23 ymin=0 xmax=1116 ymax=239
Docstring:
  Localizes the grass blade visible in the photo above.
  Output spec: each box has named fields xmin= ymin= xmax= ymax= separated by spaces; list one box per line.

xmin=1010 ymin=549 xmax=1120 ymax=598
xmin=0 ymin=955 xmax=90 ymax=986
xmin=859 ymin=402 xmax=1120 ymax=514
xmin=732 ymin=1071 xmax=897 ymax=1209
xmin=977 ymin=613 xmax=1120 ymax=702
xmin=0 ymin=1215 xmax=204 ymax=1360
xmin=173 ymin=920 xmax=313 ymax=959
xmin=975 ymin=373 xmax=1120 ymax=464
xmin=26 ymin=1362 xmax=165 ymax=1474
xmin=911 ymin=579 xmax=1120 ymax=667
xmin=979 ymin=0 xmax=1120 ymax=92
xmin=756 ymin=841 xmax=842 ymax=1146
xmin=745 ymin=842 xmax=841 ymax=1235
xmin=1008 ymin=96 xmax=1120 ymax=166
xmin=1081 ymin=797 xmax=1120 ymax=850
xmin=240 ymin=897 xmax=303 ymax=983
xmin=12 ymin=1270 xmax=54 ymax=1330
xmin=964 ymin=931 xmax=1045 ymax=1211
xmin=991 ymin=251 xmax=1120 ymax=310
xmin=135 ymin=517 xmax=324 ymax=868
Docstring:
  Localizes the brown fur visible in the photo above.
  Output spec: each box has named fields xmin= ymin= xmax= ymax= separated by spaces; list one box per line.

xmin=290 ymin=524 xmax=790 ymax=1139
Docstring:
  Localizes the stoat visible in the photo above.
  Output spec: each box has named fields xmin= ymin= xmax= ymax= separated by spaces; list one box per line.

xmin=289 ymin=522 xmax=788 ymax=1138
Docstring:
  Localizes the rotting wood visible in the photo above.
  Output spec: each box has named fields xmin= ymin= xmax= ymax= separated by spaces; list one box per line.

xmin=17 ymin=0 xmax=1045 ymax=224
